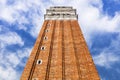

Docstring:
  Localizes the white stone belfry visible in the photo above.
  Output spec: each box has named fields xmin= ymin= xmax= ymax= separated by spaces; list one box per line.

xmin=44 ymin=6 xmax=78 ymax=20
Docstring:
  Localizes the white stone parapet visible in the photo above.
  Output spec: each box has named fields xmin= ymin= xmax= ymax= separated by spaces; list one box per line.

xmin=44 ymin=6 xmax=78 ymax=20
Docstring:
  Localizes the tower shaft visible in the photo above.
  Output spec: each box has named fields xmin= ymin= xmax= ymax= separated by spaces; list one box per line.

xmin=21 ymin=7 xmax=100 ymax=80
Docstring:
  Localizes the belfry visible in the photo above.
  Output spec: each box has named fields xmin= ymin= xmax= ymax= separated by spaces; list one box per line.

xmin=21 ymin=6 xmax=100 ymax=80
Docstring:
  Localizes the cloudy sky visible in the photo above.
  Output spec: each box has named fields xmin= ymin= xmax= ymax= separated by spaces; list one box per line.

xmin=0 ymin=0 xmax=120 ymax=80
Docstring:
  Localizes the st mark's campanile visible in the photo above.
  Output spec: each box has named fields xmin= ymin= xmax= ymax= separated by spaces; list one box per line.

xmin=21 ymin=6 xmax=100 ymax=80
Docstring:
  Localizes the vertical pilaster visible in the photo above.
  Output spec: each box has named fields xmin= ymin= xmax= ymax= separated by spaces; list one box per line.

xmin=71 ymin=20 xmax=100 ymax=80
xmin=32 ymin=20 xmax=55 ymax=80
xmin=49 ymin=20 xmax=63 ymax=80
xmin=63 ymin=20 xmax=79 ymax=80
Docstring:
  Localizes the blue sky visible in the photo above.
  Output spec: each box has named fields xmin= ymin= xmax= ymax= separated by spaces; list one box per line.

xmin=0 ymin=0 xmax=120 ymax=80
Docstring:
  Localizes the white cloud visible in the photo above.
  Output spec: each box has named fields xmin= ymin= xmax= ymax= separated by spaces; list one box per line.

xmin=17 ymin=48 xmax=31 ymax=60
xmin=0 ymin=47 xmax=32 ymax=80
xmin=30 ymin=16 xmax=44 ymax=37
xmin=0 ymin=0 xmax=47 ymax=37
xmin=50 ymin=0 xmax=69 ymax=4
xmin=93 ymin=52 xmax=120 ymax=68
xmin=0 ymin=0 xmax=29 ymax=23
xmin=0 ymin=6 xmax=16 ymax=23
xmin=93 ymin=34 xmax=120 ymax=69
xmin=6 ymin=53 xmax=20 ymax=68
xmin=0 ymin=31 xmax=24 ymax=48
xmin=17 ymin=24 xmax=27 ymax=31
xmin=0 ymin=0 xmax=120 ymax=38
xmin=0 ymin=66 xmax=19 ymax=80
xmin=0 ymin=0 xmax=7 ymax=5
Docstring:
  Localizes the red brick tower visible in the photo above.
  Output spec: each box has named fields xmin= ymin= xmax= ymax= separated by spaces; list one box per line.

xmin=21 ymin=6 xmax=100 ymax=80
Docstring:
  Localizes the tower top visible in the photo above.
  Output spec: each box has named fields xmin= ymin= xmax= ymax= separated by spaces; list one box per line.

xmin=44 ymin=6 xmax=78 ymax=20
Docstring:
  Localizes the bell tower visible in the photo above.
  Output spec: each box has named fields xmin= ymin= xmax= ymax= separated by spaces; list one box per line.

xmin=21 ymin=6 xmax=100 ymax=80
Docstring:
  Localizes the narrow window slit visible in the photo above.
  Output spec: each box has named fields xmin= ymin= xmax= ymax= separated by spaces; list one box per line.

xmin=32 ymin=78 xmax=38 ymax=80
xmin=44 ymin=36 xmax=48 ymax=40
xmin=37 ymin=60 xmax=42 ymax=64
xmin=41 ymin=46 xmax=45 ymax=50
xmin=45 ymin=29 xmax=49 ymax=32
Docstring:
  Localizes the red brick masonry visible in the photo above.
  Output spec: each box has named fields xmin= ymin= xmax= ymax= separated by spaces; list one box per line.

xmin=21 ymin=20 xmax=100 ymax=80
